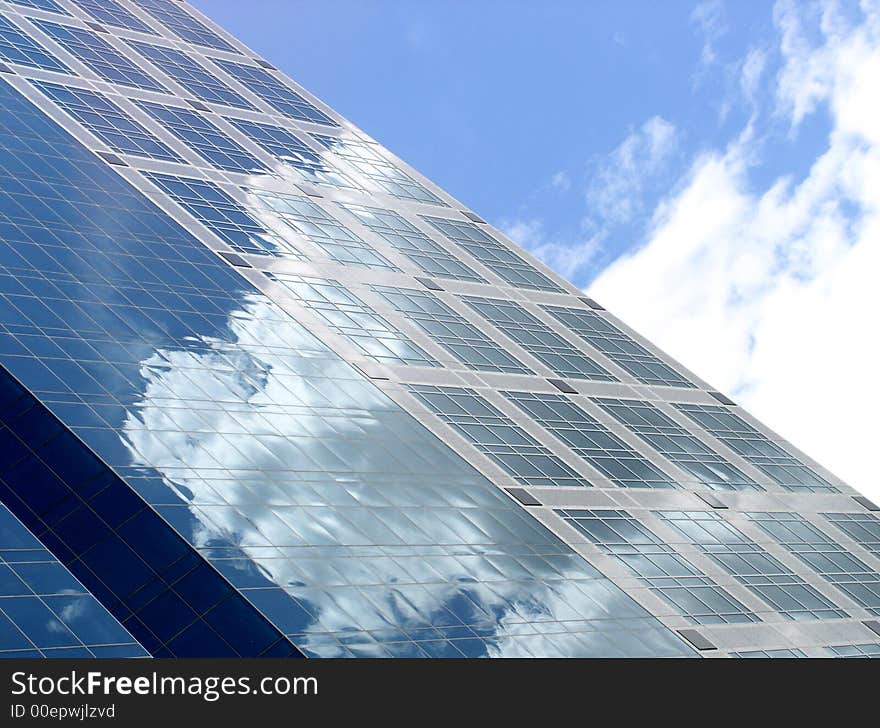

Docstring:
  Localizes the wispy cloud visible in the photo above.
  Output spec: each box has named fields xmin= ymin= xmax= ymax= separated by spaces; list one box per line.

xmin=691 ymin=0 xmax=728 ymax=68
xmin=739 ymin=47 xmax=768 ymax=103
xmin=586 ymin=115 xmax=678 ymax=226
xmin=590 ymin=0 xmax=880 ymax=499
xmin=501 ymin=217 xmax=600 ymax=281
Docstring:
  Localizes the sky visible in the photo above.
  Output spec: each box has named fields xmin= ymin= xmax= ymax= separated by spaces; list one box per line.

xmin=192 ymin=0 xmax=879 ymax=502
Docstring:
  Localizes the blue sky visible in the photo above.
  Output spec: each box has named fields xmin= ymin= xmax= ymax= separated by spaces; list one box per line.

xmin=193 ymin=0 xmax=829 ymax=284
xmin=192 ymin=1 xmax=879 ymax=500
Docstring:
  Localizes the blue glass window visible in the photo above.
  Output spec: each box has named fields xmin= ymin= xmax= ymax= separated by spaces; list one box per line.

xmin=0 ymin=15 xmax=69 ymax=71
xmin=423 ymin=216 xmax=563 ymax=292
xmin=674 ymin=403 xmax=835 ymax=493
xmin=823 ymin=512 xmax=880 ymax=557
xmin=253 ymin=191 xmax=396 ymax=270
xmin=143 ymin=173 xmax=301 ymax=258
xmin=731 ymin=649 xmax=807 ymax=658
xmin=341 ymin=204 xmax=485 ymax=282
xmin=558 ymin=509 xmax=758 ymax=624
xmin=312 ymin=134 xmax=442 ymax=204
xmin=594 ymin=398 xmax=761 ymax=491
xmin=747 ymin=512 xmax=880 ymax=615
xmin=214 ymin=59 xmax=335 ymax=125
xmin=225 ymin=116 xmax=356 ymax=188
xmin=373 ymin=286 xmax=532 ymax=374
xmin=32 ymin=81 xmax=182 ymax=162
xmin=271 ymin=274 xmax=438 ymax=368
xmin=70 ymin=0 xmax=156 ymax=34
xmin=132 ymin=0 xmax=236 ymax=52
xmin=543 ymin=304 xmax=696 ymax=388
xmin=503 ymin=392 xmax=676 ymax=488
xmin=6 ymin=0 xmax=68 ymax=14
xmin=462 ymin=296 xmax=616 ymax=381
xmin=409 ymin=385 xmax=592 ymax=488
xmin=0 ymin=502 xmax=147 ymax=657
xmin=658 ymin=511 xmax=847 ymax=621
xmin=127 ymin=40 xmax=255 ymax=110
xmin=34 ymin=20 xmax=166 ymax=92
xmin=135 ymin=101 xmax=266 ymax=174
xmin=826 ymin=643 xmax=880 ymax=657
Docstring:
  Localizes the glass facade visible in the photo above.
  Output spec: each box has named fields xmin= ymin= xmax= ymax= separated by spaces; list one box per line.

xmin=0 ymin=0 xmax=875 ymax=659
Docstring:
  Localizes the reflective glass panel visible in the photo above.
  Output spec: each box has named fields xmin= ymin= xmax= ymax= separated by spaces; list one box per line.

xmin=35 ymin=20 xmax=165 ymax=91
xmin=747 ymin=512 xmax=880 ymax=615
xmin=595 ymin=398 xmax=761 ymax=491
xmin=423 ymin=216 xmax=563 ymax=292
xmin=658 ymin=511 xmax=846 ymax=620
xmin=373 ymin=286 xmax=531 ymax=374
xmin=463 ymin=296 xmax=615 ymax=381
xmin=543 ymin=304 xmax=695 ymax=388
xmin=409 ymin=386 xmax=592 ymax=488
xmin=132 ymin=0 xmax=236 ymax=52
xmin=33 ymin=81 xmax=182 ymax=162
xmin=674 ymin=403 xmax=835 ymax=493
xmin=558 ymin=509 xmax=758 ymax=624
xmin=504 ymin=392 xmax=675 ymax=488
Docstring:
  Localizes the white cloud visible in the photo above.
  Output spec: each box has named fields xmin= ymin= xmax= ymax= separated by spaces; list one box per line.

xmin=692 ymin=0 xmax=728 ymax=68
xmin=120 ymin=296 xmax=686 ymax=657
xmin=587 ymin=115 xmax=677 ymax=225
xmin=590 ymin=0 xmax=880 ymax=501
xmin=740 ymin=47 xmax=768 ymax=103
xmin=551 ymin=170 xmax=571 ymax=191
xmin=501 ymin=217 xmax=600 ymax=280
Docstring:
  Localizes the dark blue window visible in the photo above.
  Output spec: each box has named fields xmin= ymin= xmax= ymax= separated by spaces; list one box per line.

xmin=35 ymin=20 xmax=166 ymax=92
xmin=70 ymin=0 xmax=156 ymax=34
xmin=33 ymin=81 xmax=183 ymax=162
xmin=135 ymin=101 xmax=266 ymax=173
xmin=132 ymin=0 xmax=236 ymax=52
xmin=0 ymin=15 xmax=69 ymax=71
xmin=215 ymin=59 xmax=336 ymax=125
xmin=127 ymin=40 xmax=255 ymax=110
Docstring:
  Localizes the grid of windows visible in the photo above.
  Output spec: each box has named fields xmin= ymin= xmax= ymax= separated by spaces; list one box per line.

xmin=271 ymin=274 xmax=438 ymax=368
xmin=543 ymin=305 xmax=695 ymax=388
xmin=70 ymin=0 xmax=155 ymax=33
xmin=144 ymin=173 xmax=301 ymax=258
xmin=312 ymin=134 xmax=442 ymax=204
xmin=132 ymin=0 xmax=236 ymax=52
xmin=225 ymin=117 xmax=357 ymax=188
xmin=409 ymin=385 xmax=591 ymax=488
xmin=0 ymin=502 xmax=148 ymax=658
xmin=503 ymin=392 xmax=675 ymax=489
xmin=826 ymin=643 xmax=880 ymax=657
xmin=127 ymin=40 xmax=255 ymax=110
xmin=0 ymin=5 xmax=700 ymax=661
xmin=373 ymin=286 xmax=532 ymax=374
xmin=594 ymin=398 xmax=761 ymax=491
xmin=341 ymin=204 xmax=484 ymax=282
xmin=674 ymin=403 xmax=835 ymax=493
xmin=822 ymin=513 xmax=880 ymax=557
xmin=730 ymin=649 xmax=807 ymax=658
xmin=0 ymin=15 xmax=69 ymax=71
xmin=33 ymin=81 xmax=182 ymax=162
xmin=658 ymin=511 xmax=847 ymax=620
xmin=557 ymin=509 xmax=758 ymax=624
xmin=462 ymin=296 xmax=615 ymax=381
xmin=34 ymin=20 xmax=166 ymax=92
xmin=253 ymin=191 xmax=396 ymax=270
xmin=135 ymin=100 xmax=266 ymax=174
xmin=746 ymin=512 xmax=880 ymax=615
xmin=214 ymin=60 xmax=335 ymax=126
xmin=6 ymin=0 xmax=68 ymax=14
xmin=423 ymin=216 xmax=562 ymax=292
